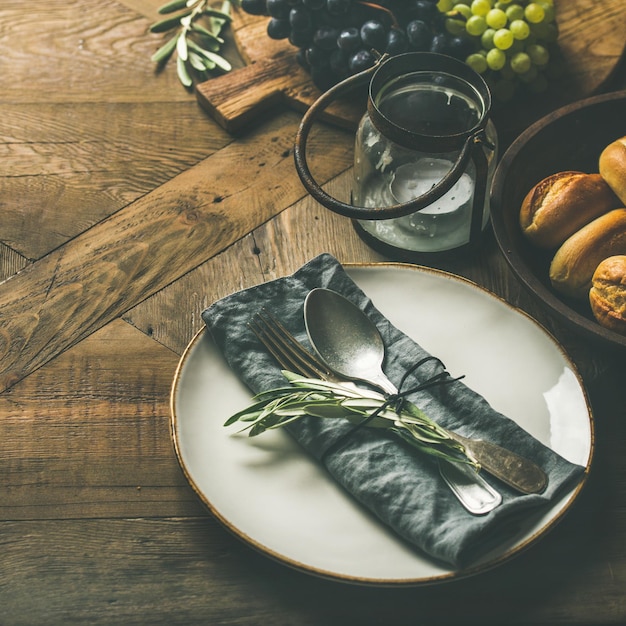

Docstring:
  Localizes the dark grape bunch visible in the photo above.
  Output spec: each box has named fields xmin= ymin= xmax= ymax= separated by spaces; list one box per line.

xmin=238 ymin=0 xmax=558 ymax=101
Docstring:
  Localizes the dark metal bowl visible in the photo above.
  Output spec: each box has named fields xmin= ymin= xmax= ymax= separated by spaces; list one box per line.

xmin=490 ymin=90 xmax=626 ymax=351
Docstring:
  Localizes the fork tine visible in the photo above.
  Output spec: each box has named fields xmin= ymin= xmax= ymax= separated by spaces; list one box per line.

xmin=248 ymin=317 xmax=309 ymax=375
xmin=249 ymin=310 xmax=335 ymax=381
xmin=249 ymin=315 xmax=317 ymax=378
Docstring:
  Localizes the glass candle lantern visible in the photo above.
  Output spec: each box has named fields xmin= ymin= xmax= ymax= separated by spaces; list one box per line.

xmin=294 ymin=53 xmax=498 ymax=261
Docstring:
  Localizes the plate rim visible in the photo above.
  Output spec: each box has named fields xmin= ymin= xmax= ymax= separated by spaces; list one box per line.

xmin=169 ymin=261 xmax=595 ymax=586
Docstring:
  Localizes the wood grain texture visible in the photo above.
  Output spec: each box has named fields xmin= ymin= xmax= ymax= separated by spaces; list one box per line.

xmin=0 ymin=243 xmax=28 ymax=283
xmin=0 ymin=481 xmax=625 ymax=626
xmin=0 ymin=102 xmax=232 ymax=259
xmin=0 ymin=0 xmax=186 ymax=104
xmin=0 ymin=319 xmax=204 ymax=520
xmin=0 ymin=113 xmax=352 ymax=393
xmin=124 ymin=170 xmax=383 ymax=354
xmin=556 ymin=0 xmax=626 ymax=94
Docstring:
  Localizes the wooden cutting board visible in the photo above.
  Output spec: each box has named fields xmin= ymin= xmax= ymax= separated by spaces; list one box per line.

xmin=195 ymin=0 xmax=626 ymax=136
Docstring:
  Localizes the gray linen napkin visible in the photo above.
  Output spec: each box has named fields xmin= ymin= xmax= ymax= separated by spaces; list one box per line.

xmin=202 ymin=253 xmax=586 ymax=568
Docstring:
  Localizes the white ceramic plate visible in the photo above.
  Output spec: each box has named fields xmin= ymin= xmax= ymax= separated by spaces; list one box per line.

xmin=170 ymin=263 xmax=593 ymax=585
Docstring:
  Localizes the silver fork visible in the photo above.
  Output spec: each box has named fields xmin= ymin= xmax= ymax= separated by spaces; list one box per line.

xmin=249 ymin=309 xmax=341 ymax=382
xmin=248 ymin=309 xmax=504 ymax=515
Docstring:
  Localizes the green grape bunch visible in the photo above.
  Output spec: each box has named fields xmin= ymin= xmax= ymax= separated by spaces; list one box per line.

xmin=443 ymin=0 xmax=557 ymax=101
xmin=238 ymin=0 xmax=559 ymax=102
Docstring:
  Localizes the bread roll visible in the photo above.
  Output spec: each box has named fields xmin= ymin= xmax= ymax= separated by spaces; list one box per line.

xmin=589 ymin=255 xmax=626 ymax=335
xmin=549 ymin=208 xmax=626 ymax=300
xmin=519 ymin=171 xmax=621 ymax=248
xmin=599 ymin=136 xmax=626 ymax=205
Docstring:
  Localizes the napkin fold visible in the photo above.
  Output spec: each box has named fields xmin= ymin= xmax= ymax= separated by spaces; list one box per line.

xmin=202 ymin=253 xmax=586 ymax=568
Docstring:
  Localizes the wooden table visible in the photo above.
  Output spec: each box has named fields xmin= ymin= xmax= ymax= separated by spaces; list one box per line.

xmin=2 ymin=1 xmax=626 ymax=624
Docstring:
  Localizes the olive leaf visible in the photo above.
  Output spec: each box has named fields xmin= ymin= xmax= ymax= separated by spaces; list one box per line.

xmin=191 ymin=22 xmax=224 ymax=44
xmin=188 ymin=50 xmax=210 ymax=71
xmin=176 ymin=32 xmax=189 ymax=61
xmin=150 ymin=12 xmax=192 ymax=33
xmin=158 ymin=0 xmax=190 ymax=14
xmin=176 ymin=55 xmax=193 ymax=87
xmin=151 ymin=33 xmax=178 ymax=63
xmin=150 ymin=0 xmax=234 ymax=88
xmin=187 ymin=40 xmax=232 ymax=71
xmin=224 ymin=372 xmax=475 ymax=468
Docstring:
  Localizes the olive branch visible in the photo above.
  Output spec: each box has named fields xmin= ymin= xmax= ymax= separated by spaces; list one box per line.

xmin=150 ymin=0 xmax=234 ymax=87
xmin=225 ymin=371 xmax=477 ymax=468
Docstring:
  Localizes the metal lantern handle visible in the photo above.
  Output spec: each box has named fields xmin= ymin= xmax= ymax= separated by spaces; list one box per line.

xmin=293 ymin=56 xmax=480 ymax=222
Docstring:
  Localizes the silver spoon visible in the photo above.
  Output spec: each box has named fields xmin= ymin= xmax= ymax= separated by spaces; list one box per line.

xmin=303 ymin=288 xmax=500 ymax=515
xmin=304 ymin=288 xmax=548 ymax=500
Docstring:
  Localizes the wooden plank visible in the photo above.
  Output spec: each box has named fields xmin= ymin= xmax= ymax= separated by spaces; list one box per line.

xmin=0 ymin=319 xmax=204 ymax=520
xmin=0 ymin=112 xmax=353 ymax=393
xmin=0 ymin=0 xmax=187 ymax=104
xmin=124 ymin=170 xmax=383 ymax=355
xmin=1 ymin=498 xmax=625 ymax=625
xmin=0 ymin=102 xmax=232 ymax=260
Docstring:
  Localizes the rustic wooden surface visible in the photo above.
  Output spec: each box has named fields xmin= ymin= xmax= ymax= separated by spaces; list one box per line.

xmin=1 ymin=1 xmax=626 ymax=624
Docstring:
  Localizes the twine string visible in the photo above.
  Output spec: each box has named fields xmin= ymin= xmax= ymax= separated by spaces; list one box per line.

xmin=320 ymin=356 xmax=465 ymax=466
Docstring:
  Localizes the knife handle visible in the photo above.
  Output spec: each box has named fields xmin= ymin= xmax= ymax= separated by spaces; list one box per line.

xmin=447 ymin=432 xmax=548 ymax=495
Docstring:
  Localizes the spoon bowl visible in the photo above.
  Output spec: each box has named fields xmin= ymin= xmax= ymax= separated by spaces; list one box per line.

xmin=304 ymin=288 xmax=397 ymax=395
